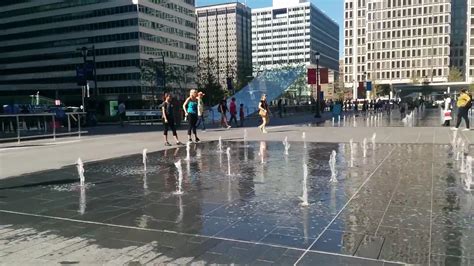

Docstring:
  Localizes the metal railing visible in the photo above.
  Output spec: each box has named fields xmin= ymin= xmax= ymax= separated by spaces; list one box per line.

xmin=0 ymin=112 xmax=87 ymax=143
xmin=209 ymin=105 xmax=316 ymax=123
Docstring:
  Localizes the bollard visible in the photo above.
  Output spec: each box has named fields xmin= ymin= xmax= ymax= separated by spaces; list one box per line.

xmin=16 ymin=115 xmax=20 ymax=143
xmin=52 ymin=115 xmax=56 ymax=141
xmin=78 ymin=114 xmax=81 ymax=138
xmin=67 ymin=114 xmax=71 ymax=132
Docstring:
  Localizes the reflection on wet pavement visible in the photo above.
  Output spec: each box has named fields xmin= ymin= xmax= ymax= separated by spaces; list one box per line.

xmin=0 ymin=140 xmax=473 ymax=265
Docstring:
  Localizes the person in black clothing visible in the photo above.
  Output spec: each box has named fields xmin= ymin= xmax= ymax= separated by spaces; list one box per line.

xmin=277 ymin=99 xmax=283 ymax=118
xmin=219 ymin=97 xmax=231 ymax=129
xmin=162 ymin=93 xmax=182 ymax=146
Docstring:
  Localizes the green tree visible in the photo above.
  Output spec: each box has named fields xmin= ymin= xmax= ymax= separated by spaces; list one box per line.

xmin=166 ymin=65 xmax=196 ymax=96
xmin=197 ymin=57 xmax=225 ymax=106
xmin=140 ymin=60 xmax=161 ymax=107
xmin=448 ymin=67 xmax=463 ymax=82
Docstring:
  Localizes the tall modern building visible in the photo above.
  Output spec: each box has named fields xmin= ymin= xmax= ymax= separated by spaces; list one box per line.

xmin=196 ymin=2 xmax=252 ymax=91
xmin=0 ymin=0 xmax=197 ymax=111
xmin=252 ymin=0 xmax=339 ymax=73
xmin=344 ymin=0 xmax=471 ymax=96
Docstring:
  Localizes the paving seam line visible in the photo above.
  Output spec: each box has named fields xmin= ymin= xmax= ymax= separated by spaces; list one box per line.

xmin=428 ymin=139 xmax=435 ymax=265
xmin=374 ymin=157 xmax=405 ymax=236
xmin=293 ymin=146 xmax=396 ymax=265
xmin=0 ymin=209 xmax=401 ymax=264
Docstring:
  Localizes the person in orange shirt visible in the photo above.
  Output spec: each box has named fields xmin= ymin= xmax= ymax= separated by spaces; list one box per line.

xmin=452 ymin=88 xmax=471 ymax=131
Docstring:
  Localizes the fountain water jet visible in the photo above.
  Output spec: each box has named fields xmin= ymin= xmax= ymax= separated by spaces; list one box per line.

xmin=217 ymin=136 xmax=223 ymax=153
xmin=142 ymin=149 xmax=147 ymax=172
xmin=456 ymin=139 xmax=462 ymax=160
xmin=174 ymin=160 xmax=184 ymax=195
xmin=371 ymin=133 xmax=376 ymax=150
xmin=300 ymin=163 xmax=309 ymax=206
xmin=243 ymin=129 xmax=248 ymax=143
xmin=460 ymin=143 xmax=466 ymax=173
xmin=464 ymin=156 xmax=473 ymax=191
xmin=302 ymin=132 xmax=307 ymax=149
xmin=329 ymin=150 xmax=338 ymax=182
xmin=349 ymin=139 xmax=354 ymax=167
xmin=185 ymin=142 xmax=191 ymax=161
xmin=283 ymin=136 xmax=290 ymax=155
xmin=362 ymin=138 xmax=367 ymax=158
xmin=79 ymin=186 xmax=86 ymax=215
xmin=226 ymin=147 xmax=231 ymax=176
xmin=76 ymin=158 xmax=85 ymax=186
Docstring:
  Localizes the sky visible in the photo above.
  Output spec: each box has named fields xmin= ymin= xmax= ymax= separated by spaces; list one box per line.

xmin=196 ymin=0 xmax=344 ymax=58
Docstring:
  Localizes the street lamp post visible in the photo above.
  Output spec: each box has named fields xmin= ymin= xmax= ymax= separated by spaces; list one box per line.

xmin=314 ymin=52 xmax=321 ymax=118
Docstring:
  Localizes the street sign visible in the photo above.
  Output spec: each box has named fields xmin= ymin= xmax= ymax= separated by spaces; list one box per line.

xmin=85 ymin=61 xmax=94 ymax=80
xmin=76 ymin=66 xmax=86 ymax=86
xmin=366 ymin=81 xmax=372 ymax=91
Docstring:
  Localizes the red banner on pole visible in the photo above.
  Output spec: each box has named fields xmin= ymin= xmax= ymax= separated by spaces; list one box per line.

xmin=358 ymin=82 xmax=365 ymax=99
xmin=320 ymin=68 xmax=329 ymax=84
xmin=307 ymin=68 xmax=316 ymax=84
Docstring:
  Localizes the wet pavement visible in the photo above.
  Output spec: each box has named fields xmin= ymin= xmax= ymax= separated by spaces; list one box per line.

xmin=1 ymin=138 xmax=473 ymax=265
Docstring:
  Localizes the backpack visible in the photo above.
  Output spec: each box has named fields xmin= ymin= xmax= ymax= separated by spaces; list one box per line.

xmin=466 ymin=95 xmax=472 ymax=109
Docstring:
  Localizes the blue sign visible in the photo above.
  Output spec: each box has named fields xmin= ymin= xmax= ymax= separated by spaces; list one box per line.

xmin=85 ymin=61 xmax=94 ymax=80
xmin=76 ymin=66 xmax=86 ymax=86
xmin=366 ymin=81 xmax=372 ymax=91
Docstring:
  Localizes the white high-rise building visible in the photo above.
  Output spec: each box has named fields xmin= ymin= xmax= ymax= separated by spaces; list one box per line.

xmin=252 ymin=0 xmax=339 ymax=73
xmin=344 ymin=0 xmax=471 ymax=96
xmin=196 ymin=2 xmax=252 ymax=90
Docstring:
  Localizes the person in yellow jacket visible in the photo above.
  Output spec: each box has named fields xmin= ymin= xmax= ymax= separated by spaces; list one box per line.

xmin=452 ymin=88 xmax=471 ymax=131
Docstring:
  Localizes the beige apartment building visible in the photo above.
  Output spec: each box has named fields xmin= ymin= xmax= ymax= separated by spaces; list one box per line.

xmin=196 ymin=2 xmax=252 ymax=91
xmin=344 ymin=0 xmax=471 ymax=98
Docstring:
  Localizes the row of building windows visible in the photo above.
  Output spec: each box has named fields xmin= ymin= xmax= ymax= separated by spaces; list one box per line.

xmin=346 ymin=27 xmax=449 ymax=39
xmin=1 ymin=18 xmax=138 ymax=42
xmin=0 ymin=5 xmax=137 ymax=31
xmin=0 ymin=73 xmax=141 ymax=85
xmin=139 ymin=5 xmax=196 ymax=29
xmin=344 ymin=69 xmax=446 ymax=83
xmin=1 ymin=59 xmax=141 ymax=76
xmin=139 ymin=19 xmax=195 ymax=40
xmin=140 ymin=32 xmax=197 ymax=52
xmin=0 ymin=0 xmax=110 ymax=18
xmin=366 ymin=37 xmax=449 ymax=50
xmin=252 ymin=6 xmax=310 ymax=16
xmin=367 ymin=59 xmax=447 ymax=69
xmin=0 ymin=46 xmax=140 ymax=65
xmin=0 ymin=32 xmax=139 ymax=53
xmin=146 ymin=0 xmax=195 ymax=17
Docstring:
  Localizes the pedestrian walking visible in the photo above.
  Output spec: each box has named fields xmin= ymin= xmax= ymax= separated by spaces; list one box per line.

xmin=258 ymin=94 xmax=271 ymax=133
xmin=229 ymin=97 xmax=238 ymax=127
xmin=442 ymin=93 xmax=452 ymax=127
xmin=162 ymin=93 xmax=182 ymax=146
xmin=219 ymin=97 xmax=231 ymax=129
xmin=118 ymin=102 xmax=126 ymax=127
xmin=239 ymin=103 xmax=245 ymax=127
xmin=452 ymin=88 xmax=471 ymax=131
xmin=183 ymin=89 xmax=200 ymax=142
xmin=278 ymin=99 xmax=283 ymax=118
xmin=196 ymin=91 xmax=206 ymax=131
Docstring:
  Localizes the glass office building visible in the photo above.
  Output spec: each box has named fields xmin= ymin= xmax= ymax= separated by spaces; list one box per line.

xmin=0 ymin=0 xmax=197 ymax=109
